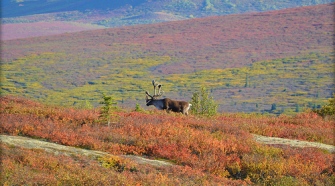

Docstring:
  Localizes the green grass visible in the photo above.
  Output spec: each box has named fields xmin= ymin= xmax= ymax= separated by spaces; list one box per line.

xmin=165 ymin=52 xmax=334 ymax=114
xmin=1 ymin=51 xmax=333 ymax=114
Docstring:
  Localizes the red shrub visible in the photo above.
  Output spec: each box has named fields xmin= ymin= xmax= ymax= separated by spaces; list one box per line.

xmin=1 ymin=96 xmax=333 ymax=185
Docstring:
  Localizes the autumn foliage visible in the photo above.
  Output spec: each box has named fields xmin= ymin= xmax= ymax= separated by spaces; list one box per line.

xmin=1 ymin=4 xmax=334 ymax=114
xmin=1 ymin=96 xmax=334 ymax=185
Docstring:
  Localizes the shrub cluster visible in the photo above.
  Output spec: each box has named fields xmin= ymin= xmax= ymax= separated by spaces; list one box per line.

xmin=1 ymin=96 xmax=334 ymax=185
xmin=313 ymin=94 xmax=335 ymax=119
xmin=190 ymin=87 xmax=218 ymax=117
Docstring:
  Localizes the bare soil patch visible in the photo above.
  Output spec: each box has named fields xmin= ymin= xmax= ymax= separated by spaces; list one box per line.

xmin=0 ymin=135 xmax=173 ymax=167
xmin=1 ymin=134 xmax=333 ymax=167
xmin=253 ymin=134 xmax=335 ymax=153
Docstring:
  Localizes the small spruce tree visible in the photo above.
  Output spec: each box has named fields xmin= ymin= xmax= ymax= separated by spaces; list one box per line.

xmin=295 ymin=104 xmax=300 ymax=112
xmin=190 ymin=91 xmax=200 ymax=115
xmin=135 ymin=103 xmax=143 ymax=112
xmin=244 ymin=73 xmax=249 ymax=87
xmin=190 ymin=87 xmax=218 ymax=117
xmin=99 ymin=93 xmax=118 ymax=126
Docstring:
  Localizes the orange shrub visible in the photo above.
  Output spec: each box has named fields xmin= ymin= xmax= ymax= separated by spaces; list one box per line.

xmin=1 ymin=96 xmax=333 ymax=185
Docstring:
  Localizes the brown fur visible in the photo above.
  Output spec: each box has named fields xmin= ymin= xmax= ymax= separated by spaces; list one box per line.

xmin=146 ymin=97 xmax=192 ymax=115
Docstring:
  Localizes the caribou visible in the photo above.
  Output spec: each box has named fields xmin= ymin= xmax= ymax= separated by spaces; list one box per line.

xmin=145 ymin=80 xmax=192 ymax=115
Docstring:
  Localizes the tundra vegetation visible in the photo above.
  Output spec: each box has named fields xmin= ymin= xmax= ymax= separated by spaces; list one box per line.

xmin=1 ymin=4 xmax=333 ymax=114
xmin=190 ymin=87 xmax=218 ymax=117
xmin=1 ymin=3 xmax=334 ymax=185
xmin=313 ymin=94 xmax=335 ymax=119
xmin=1 ymin=96 xmax=334 ymax=185
xmin=1 ymin=52 xmax=333 ymax=115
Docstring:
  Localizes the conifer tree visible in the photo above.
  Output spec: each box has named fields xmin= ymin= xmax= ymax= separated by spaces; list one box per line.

xmin=190 ymin=87 xmax=218 ymax=117
xmin=99 ymin=94 xmax=118 ymax=126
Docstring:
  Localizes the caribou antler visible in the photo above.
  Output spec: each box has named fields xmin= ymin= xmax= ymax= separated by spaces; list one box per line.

xmin=156 ymin=84 xmax=163 ymax=97
xmin=146 ymin=80 xmax=164 ymax=100
xmin=152 ymin=80 xmax=163 ymax=96
xmin=152 ymin=80 xmax=157 ymax=95
xmin=145 ymin=91 xmax=153 ymax=98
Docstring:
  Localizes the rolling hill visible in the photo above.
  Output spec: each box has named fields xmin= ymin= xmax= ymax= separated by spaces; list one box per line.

xmin=2 ymin=0 xmax=333 ymax=40
xmin=1 ymin=3 xmax=334 ymax=114
xmin=1 ymin=21 xmax=105 ymax=40
xmin=2 ymin=0 xmax=333 ymax=28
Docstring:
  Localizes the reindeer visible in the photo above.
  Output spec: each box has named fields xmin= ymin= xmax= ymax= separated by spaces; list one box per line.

xmin=145 ymin=80 xmax=192 ymax=115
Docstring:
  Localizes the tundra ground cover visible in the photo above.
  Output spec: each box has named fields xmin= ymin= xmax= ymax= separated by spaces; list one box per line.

xmin=1 ymin=96 xmax=334 ymax=185
xmin=1 ymin=4 xmax=334 ymax=184
xmin=2 ymin=143 xmax=235 ymax=185
xmin=1 ymin=51 xmax=333 ymax=114
xmin=1 ymin=21 xmax=105 ymax=40
xmin=1 ymin=4 xmax=334 ymax=113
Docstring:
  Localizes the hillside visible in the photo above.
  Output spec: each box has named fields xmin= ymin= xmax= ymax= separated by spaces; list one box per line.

xmin=1 ymin=96 xmax=334 ymax=185
xmin=1 ymin=21 xmax=105 ymax=40
xmin=1 ymin=3 xmax=334 ymax=113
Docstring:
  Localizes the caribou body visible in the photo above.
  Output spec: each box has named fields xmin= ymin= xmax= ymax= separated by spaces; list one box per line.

xmin=145 ymin=80 xmax=191 ymax=115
